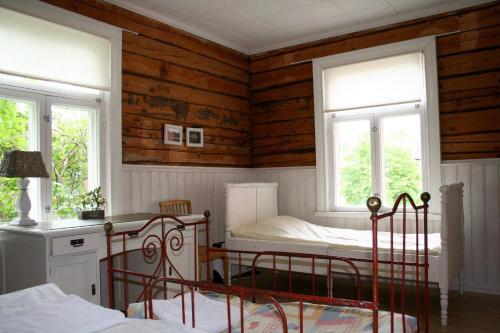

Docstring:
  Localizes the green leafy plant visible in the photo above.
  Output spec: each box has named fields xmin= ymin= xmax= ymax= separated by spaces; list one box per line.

xmin=80 ymin=187 xmax=105 ymax=211
xmin=0 ymin=99 xmax=29 ymax=222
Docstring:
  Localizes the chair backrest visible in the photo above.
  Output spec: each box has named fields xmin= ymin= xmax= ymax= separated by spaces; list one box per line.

xmin=159 ymin=199 xmax=192 ymax=215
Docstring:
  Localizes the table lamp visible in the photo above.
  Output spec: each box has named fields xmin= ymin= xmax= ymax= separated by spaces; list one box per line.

xmin=0 ymin=150 xmax=49 ymax=226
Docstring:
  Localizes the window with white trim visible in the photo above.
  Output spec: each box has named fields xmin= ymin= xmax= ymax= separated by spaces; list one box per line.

xmin=0 ymin=4 xmax=118 ymax=222
xmin=0 ymin=77 xmax=103 ymax=221
xmin=313 ymin=38 xmax=441 ymax=214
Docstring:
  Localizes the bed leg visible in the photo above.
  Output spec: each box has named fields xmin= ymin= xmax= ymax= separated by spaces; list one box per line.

xmin=440 ymin=286 xmax=448 ymax=326
xmin=459 ymin=269 xmax=464 ymax=295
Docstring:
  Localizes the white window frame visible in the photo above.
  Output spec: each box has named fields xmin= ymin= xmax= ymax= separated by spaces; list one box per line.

xmin=0 ymin=84 xmax=103 ymax=221
xmin=328 ymin=104 xmax=424 ymax=212
xmin=45 ymin=96 xmax=103 ymax=220
xmin=313 ymin=37 xmax=441 ymax=215
xmin=0 ymin=0 xmax=123 ymax=215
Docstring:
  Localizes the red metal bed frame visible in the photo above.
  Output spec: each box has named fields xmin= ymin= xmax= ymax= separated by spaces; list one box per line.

xmin=104 ymin=192 xmax=431 ymax=333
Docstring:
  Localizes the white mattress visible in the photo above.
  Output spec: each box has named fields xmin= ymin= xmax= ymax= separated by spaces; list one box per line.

xmin=230 ymin=216 xmax=441 ymax=255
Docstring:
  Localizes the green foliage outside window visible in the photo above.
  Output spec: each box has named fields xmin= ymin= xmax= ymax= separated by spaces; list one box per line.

xmin=51 ymin=110 xmax=89 ymax=218
xmin=0 ymin=100 xmax=89 ymax=221
xmin=383 ymin=146 xmax=422 ymax=204
xmin=341 ymin=137 xmax=422 ymax=206
xmin=0 ymin=99 xmax=28 ymax=221
xmin=340 ymin=139 xmax=372 ymax=206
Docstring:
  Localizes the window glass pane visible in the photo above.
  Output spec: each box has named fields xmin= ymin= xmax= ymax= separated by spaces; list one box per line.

xmin=0 ymin=97 xmax=32 ymax=222
xmin=381 ymin=113 xmax=422 ymax=205
xmin=324 ymin=53 xmax=423 ymax=111
xmin=51 ymin=105 xmax=90 ymax=219
xmin=334 ymin=118 xmax=372 ymax=207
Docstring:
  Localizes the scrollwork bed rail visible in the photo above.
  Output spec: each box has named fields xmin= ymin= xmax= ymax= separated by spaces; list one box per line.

xmin=103 ymin=212 xmax=210 ymax=310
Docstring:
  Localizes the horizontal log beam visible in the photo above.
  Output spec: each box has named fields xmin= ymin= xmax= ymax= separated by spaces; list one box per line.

xmin=123 ymin=93 xmax=250 ymax=131
xmin=123 ymin=52 xmax=248 ymax=98
xmin=440 ymin=108 xmax=500 ymax=135
xmin=123 ymin=74 xmax=248 ymax=113
xmin=123 ymin=148 xmax=251 ymax=167
xmin=124 ymin=32 xmax=248 ymax=83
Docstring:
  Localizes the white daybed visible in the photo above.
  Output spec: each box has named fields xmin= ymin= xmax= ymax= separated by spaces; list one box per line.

xmin=224 ymin=182 xmax=465 ymax=326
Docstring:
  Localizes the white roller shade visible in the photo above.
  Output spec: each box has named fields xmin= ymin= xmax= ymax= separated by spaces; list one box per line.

xmin=0 ymin=7 xmax=110 ymax=90
xmin=323 ymin=52 xmax=423 ymax=111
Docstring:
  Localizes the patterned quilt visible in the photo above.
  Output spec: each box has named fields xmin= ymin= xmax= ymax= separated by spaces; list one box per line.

xmin=229 ymin=302 xmax=417 ymax=333
xmin=128 ymin=291 xmax=417 ymax=333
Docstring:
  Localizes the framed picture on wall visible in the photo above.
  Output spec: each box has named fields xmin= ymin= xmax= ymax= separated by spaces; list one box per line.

xmin=186 ymin=127 xmax=203 ymax=147
xmin=164 ymin=124 xmax=182 ymax=145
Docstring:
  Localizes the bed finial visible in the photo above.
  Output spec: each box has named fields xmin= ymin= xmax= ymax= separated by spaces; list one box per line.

xmin=420 ymin=192 xmax=431 ymax=205
xmin=204 ymin=210 xmax=211 ymax=219
xmin=103 ymin=222 xmax=113 ymax=235
xmin=366 ymin=196 xmax=381 ymax=215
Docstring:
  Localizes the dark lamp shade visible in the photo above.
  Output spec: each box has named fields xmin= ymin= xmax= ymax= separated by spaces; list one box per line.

xmin=0 ymin=150 xmax=49 ymax=178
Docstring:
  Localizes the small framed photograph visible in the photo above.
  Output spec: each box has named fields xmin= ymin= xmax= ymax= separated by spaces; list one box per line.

xmin=164 ymin=124 xmax=182 ymax=145
xmin=187 ymin=127 xmax=203 ymax=147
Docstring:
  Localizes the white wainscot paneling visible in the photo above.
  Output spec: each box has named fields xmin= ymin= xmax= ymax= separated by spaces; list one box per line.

xmin=441 ymin=160 xmax=500 ymax=295
xmin=121 ymin=165 xmax=254 ymax=243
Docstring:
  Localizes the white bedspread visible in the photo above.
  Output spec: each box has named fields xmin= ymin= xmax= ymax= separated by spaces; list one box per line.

xmin=152 ymin=292 xmax=249 ymax=333
xmin=100 ymin=319 xmax=206 ymax=333
xmin=231 ymin=216 xmax=441 ymax=255
xmin=0 ymin=284 xmax=204 ymax=333
xmin=0 ymin=294 xmax=126 ymax=333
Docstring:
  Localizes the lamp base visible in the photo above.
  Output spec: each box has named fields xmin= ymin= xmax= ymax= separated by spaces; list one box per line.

xmin=10 ymin=178 xmax=38 ymax=227
xmin=9 ymin=216 xmax=37 ymax=226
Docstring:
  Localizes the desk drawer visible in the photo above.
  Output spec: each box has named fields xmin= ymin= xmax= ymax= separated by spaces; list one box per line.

xmin=52 ymin=233 xmax=99 ymax=256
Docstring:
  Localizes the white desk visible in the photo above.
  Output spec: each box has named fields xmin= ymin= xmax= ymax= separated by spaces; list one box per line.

xmin=0 ymin=214 xmax=203 ymax=305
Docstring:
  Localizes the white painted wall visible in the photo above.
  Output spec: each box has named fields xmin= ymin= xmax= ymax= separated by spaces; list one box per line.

xmin=121 ymin=160 xmax=500 ymax=294
xmin=121 ymin=165 xmax=254 ymax=243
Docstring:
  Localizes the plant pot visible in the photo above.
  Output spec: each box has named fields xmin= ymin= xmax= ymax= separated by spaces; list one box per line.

xmin=78 ymin=209 xmax=105 ymax=220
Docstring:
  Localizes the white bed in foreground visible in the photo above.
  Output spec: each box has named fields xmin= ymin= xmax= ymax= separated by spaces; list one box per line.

xmin=224 ymin=182 xmax=465 ymax=326
xmin=0 ymin=284 xmax=203 ymax=333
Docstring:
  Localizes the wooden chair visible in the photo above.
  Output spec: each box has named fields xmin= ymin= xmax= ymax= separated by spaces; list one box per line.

xmin=159 ymin=199 xmax=192 ymax=215
xmin=159 ymin=199 xmax=229 ymax=283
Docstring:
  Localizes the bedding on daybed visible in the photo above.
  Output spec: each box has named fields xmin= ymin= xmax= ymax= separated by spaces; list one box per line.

xmin=230 ymin=216 xmax=441 ymax=255
xmin=129 ymin=292 xmax=249 ymax=333
xmin=130 ymin=291 xmax=416 ymax=333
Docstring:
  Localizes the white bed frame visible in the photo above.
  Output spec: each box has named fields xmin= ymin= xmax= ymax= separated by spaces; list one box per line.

xmin=224 ymin=182 xmax=465 ymax=326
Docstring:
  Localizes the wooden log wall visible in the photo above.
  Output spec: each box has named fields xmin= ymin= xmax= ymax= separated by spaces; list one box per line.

xmin=250 ymin=2 xmax=500 ymax=167
xmin=42 ymin=0 xmax=251 ymax=167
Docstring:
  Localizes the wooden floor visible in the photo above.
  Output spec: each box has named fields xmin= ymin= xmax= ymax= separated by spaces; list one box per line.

xmin=429 ymin=291 xmax=500 ymax=333
xmin=232 ymin=269 xmax=500 ymax=333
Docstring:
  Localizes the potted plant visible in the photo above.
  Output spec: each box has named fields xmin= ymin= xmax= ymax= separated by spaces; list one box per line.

xmin=77 ymin=187 xmax=106 ymax=219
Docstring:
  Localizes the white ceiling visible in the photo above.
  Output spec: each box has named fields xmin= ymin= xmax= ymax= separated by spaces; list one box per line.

xmin=108 ymin=0 xmax=490 ymax=54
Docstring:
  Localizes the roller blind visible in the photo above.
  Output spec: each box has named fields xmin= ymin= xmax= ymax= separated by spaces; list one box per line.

xmin=0 ymin=7 xmax=110 ymax=90
xmin=323 ymin=52 xmax=423 ymax=111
